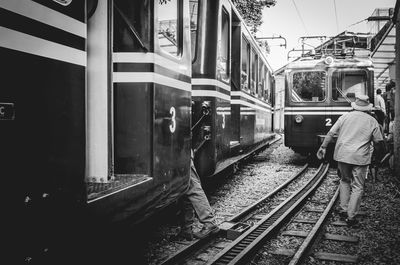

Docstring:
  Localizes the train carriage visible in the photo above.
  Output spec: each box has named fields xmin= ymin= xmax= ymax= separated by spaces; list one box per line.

xmin=190 ymin=0 xmax=275 ymax=178
xmin=1 ymin=0 xmax=192 ymax=261
xmin=284 ymin=55 xmax=374 ymax=154
xmin=2 ymin=0 xmax=278 ymax=262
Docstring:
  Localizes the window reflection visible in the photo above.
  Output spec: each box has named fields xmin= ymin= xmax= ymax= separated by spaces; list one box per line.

xmin=158 ymin=0 xmax=180 ymax=56
xmin=291 ymin=71 xmax=326 ymax=102
xmin=250 ymin=51 xmax=257 ymax=95
xmin=217 ymin=8 xmax=229 ymax=82
xmin=241 ymin=37 xmax=249 ymax=91
xmin=332 ymin=70 xmax=367 ymax=102
xmin=190 ymin=0 xmax=198 ymax=61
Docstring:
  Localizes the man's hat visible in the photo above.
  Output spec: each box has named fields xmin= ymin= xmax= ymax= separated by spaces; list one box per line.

xmin=351 ymin=94 xmax=372 ymax=111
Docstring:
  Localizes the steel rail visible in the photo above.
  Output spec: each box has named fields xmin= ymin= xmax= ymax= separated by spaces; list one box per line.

xmin=206 ymin=163 xmax=330 ymax=265
xmin=160 ymin=163 xmax=309 ymax=265
xmin=227 ymin=163 xmax=309 ymax=222
xmin=288 ymin=187 xmax=340 ymax=265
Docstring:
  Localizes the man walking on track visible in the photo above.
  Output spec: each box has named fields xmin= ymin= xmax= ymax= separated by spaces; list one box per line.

xmin=316 ymin=95 xmax=384 ymax=227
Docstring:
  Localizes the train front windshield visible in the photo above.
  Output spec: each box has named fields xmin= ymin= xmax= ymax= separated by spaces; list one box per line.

xmin=291 ymin=71 xmax=326 ymax=102
xmin=332 ymin=70 xmax=368 ymax=102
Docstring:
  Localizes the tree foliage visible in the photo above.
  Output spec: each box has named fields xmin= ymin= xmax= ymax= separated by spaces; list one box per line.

xmin=232 ymin=0 xmax=276 ymax=33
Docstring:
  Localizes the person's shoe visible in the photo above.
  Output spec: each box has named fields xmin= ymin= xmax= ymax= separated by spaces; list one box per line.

xmin=172 ymin=228 xmax=194 ymax=241
xmin=193 ymin=223 xmax=220 ymax=239
xmin=346 ymin=218 xmax=360 ymax=228
xmin=335 ymin=208 xmax=347 ymax=219
xmin=338 ymin=211 xmax=347 ymax=219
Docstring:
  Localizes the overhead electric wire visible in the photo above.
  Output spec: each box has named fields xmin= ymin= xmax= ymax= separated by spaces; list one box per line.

xmin=346 ymin=18 xmax=368 ymax=29
xmin=333 ymin=0 xmax=339 ymax=32
xmin=292 ymin=0 xmax=308 ymax=35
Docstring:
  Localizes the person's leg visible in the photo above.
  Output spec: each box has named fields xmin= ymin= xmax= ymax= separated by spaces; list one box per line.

xmin=347 ymin=165 xmax=368 ymax=220
xmin=186 ymin=164 xmax=219 ymax=238
xmin=186 ymin=165 xmax=216 ymax=225
xmin=338 ymin=162 xmax=352 ymax=214
xmin=175 ymin=196 xmax=195 ymax=240
xmin=181 ymin=196 xmax=195 ymax=226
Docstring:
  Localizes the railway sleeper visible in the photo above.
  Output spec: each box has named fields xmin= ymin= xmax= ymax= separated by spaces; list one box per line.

xmin=269 ymin=248 xmax=296 ymax=257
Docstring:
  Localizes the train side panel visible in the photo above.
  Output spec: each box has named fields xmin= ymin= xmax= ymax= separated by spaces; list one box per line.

xmin=0 ymin=0 xmax=87 ymax=260
xmin=88 ymin=0 xmax=191 ymax=222
xmin=192 ymin=0 xmax=275 ymax=177
xmin=191 ymin=0 xmax=231 ymax=177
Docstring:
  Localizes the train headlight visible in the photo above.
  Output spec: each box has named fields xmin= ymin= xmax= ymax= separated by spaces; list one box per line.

xmin=295 ymin=115 xmax=304 ymax=124
xmin=324 ymin=56 xmax=334 ymax=65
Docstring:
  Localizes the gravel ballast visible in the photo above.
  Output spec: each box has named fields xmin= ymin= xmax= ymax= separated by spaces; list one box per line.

xmin=142 ymin=144 xmax=400 ymax=264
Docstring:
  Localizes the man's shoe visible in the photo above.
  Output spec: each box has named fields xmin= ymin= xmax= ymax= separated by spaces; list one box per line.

xmin=338 ymin=211 xmax=347 ymax=219
xmin=172 ymin=228 xmax=194 ymax=241
xmin=193 ymin=223 xmax=220 ymax=239
xmin=346 ymin=218 xmax=360 ymax=228
xmin=335 ymin=208 xmax=347 ymax=219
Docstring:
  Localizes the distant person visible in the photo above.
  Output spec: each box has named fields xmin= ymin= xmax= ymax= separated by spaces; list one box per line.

xmin=316 ymin=95 xmax=384 ymax=227
xmin=175 ymin=150 xmax=219 ymax=240
xmin=383 ymin=81 xmax=396 ymax=123
xmin=389 ymin=82 xmax=395 ymax=120
xmin=374 ymin=88 xmax=386 ymax=126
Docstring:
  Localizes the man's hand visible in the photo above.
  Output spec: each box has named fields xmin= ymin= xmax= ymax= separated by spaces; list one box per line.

xmin=316 ymin=146 xmax=326 ymax=160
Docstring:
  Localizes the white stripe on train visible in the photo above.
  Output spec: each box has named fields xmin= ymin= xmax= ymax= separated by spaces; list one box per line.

xmin=0 ymin=26 xmax=85 ymax=66
xmin=232 ymin=91 xmax=273 ymax=110
xmin=285 ymin=112 xmax=349 ymax=115
xmin=192 ymin=91 xmax=272 ymax=113
xmin=192 ymin=78 xmax=230 ymax=92
xmin=285 ymin=107 xmax=353 ymax=111
xmin=0 ymin=0 xmax=85 ymax=37
xmin=113 ymin=72 xmax=191 ymax=92
xmin=113 ymin=52 xmax=191 ymax=76
xmin=192 ymin=90 xmax=230 ymax=101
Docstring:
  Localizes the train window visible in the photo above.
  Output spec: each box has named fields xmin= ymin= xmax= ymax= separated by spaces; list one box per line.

xmin=250 ymin=50 xmax=257 ymax=95
xmin=266 ymin=71 xmax=272 ymax=103
xmin=241 ymin=37 xmax=250 ymax=91
xmin=217 ymin=8 xmax=230 ymax=82
xmin=113 ymin=0 xmax=151 ymax=52
xmin=332 ymin=70 xmax=367 ymax=102
xmin=190 ymin=0 xmax=199 ymax=61
xmin=291 ymin=71 xmax=326 ymax=102
xmin=158 ymin=0 xmax=181 ymax=56
xmin=259 ymin=62 xmax=266 ymax=99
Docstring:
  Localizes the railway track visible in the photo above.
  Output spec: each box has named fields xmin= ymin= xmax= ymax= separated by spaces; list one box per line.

xmin=249 ymin=167 xmax=362 ymax=265
xmin=160 ymin=163 xmax=320 ymax=265
xmin=206 ymin=163 xmax=330 ymax=265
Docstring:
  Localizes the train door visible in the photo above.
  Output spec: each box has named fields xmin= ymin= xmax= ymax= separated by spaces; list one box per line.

xmin=87 ymin=0 xmax=191 ymax=221
xmin=215 ymin=0 xmax=232 ymax=164
xmin=152 ymin=0 xmax=191 ymax=191
xmin=230 ymin=9 xmax=241 ymax=155
xmin=238 ymin=37 xmax=252 ymax=149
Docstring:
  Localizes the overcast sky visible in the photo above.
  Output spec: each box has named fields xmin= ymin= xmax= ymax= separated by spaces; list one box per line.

xmin=257 ymin=0 xmax=397 ymax=70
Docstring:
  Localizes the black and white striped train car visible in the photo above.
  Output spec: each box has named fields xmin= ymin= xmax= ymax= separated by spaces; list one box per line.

xmin=190 ymin=0 xmax=276 ymax=178
xmin=284 ymin=55 xmax=374 ymax=154
xmin=1 ymin=0 xmax=194 ymax=261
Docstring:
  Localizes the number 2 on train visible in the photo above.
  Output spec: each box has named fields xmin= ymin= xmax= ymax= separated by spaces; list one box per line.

xmin=325 ymin=118 xmax=332 ymax=127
